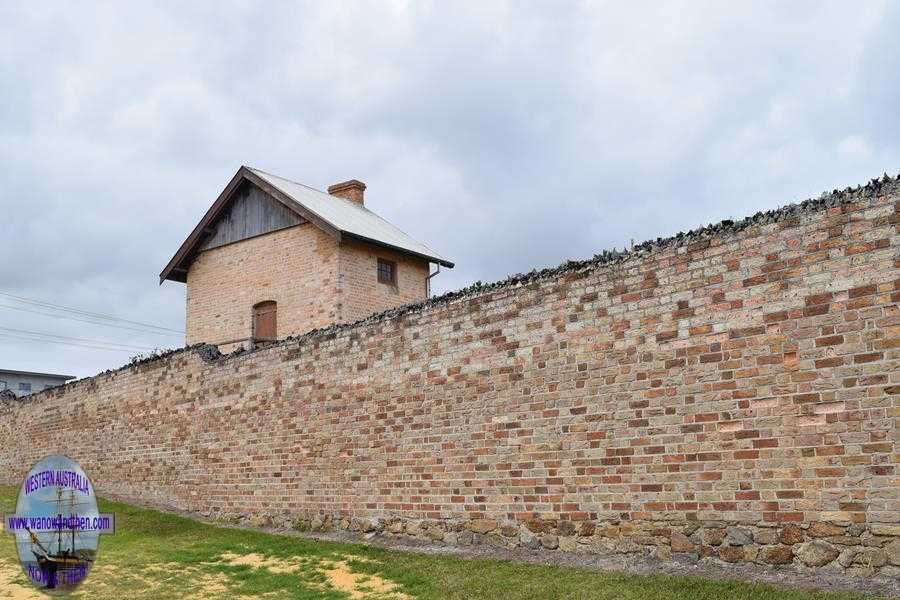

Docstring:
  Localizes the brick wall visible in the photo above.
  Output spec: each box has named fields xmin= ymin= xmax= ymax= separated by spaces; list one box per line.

xmin=339 ymin=239 xmax=429 ymax=324
xmin=186 ymin=223 xmax=341 ymax=347
xmin=185 ymin=225 xmax=428 ymax=348
xmin=2 ymin=179 xmax=898 ymax=577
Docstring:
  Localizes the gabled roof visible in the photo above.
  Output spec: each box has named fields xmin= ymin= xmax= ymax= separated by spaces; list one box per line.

xmin=160 ymin=166 xmax=454 ymax=283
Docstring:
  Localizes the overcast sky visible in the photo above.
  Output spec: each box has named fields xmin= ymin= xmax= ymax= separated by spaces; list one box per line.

xmin=1 ymin=2 xmax=898 ymax=379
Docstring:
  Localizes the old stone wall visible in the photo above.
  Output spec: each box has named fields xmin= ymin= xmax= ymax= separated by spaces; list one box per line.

xmin=2 ymin=178 xmax=898 ymax=578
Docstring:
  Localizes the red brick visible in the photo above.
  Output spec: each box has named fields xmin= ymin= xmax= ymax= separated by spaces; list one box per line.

xmin=853 ymin=352 xmax=883 ymax=364
xmin=815 ymin=335 xmax=843 ymax=347
xmin=0 ymin=183 xmax=894 ymax=574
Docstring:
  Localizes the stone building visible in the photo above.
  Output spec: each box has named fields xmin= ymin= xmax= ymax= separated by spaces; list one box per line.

xmin=160 ymin=166 xmax=453 ymax=348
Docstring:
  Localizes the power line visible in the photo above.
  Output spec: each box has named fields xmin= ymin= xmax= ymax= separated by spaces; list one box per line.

xmin=0 ymin=327 xmax=152 ymax=350
xmin=0 ymin=333 xmax=149 ymax=353
xmin=0 ymin=335 xmax=136 ymax=353
xmin=0 ymin=326 xmax=158 ymax=352
xmin=0 ymin=331 xmax=153 ymax=352
xmin=0 ymin=290 xmax=184 ymax=334
xmin=0 ymin=303 xmax=184 ymax=338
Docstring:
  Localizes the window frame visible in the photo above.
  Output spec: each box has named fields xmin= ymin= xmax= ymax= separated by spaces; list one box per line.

xmin=18 ymin=382 xmax=32 ymax=393
xmin=377 ymin=258 xmax=397 ymax=286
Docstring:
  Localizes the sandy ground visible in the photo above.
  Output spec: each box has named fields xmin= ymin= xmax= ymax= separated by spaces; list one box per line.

xmin=0 ymin=560 xmax=44 ymax=600
xmin=0 ymin=550 xmax=410 ymax=599
xmin=216 ymin=550 xmax=408 ymax=598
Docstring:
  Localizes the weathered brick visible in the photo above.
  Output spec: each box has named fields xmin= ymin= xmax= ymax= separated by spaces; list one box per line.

xmin=0 ymin=181 xmax=896 ymax=577
xmin=815 ymin=335 xmax=843 ymax=347
xmin=186 ymin=226 xmax=428 ymax=349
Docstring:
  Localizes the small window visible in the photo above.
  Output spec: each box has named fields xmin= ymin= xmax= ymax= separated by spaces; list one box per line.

xmin=252 ymin=301 xmax=277 ymax=342
xmin=18 ymin=382 xmax=31 ymax=393
xmin=377 ymin=258 xmax=396 ymax=285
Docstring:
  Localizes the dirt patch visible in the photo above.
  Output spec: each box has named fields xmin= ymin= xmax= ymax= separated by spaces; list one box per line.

xmin=218 ymin=551 xmax=303 ymax=575
xmin=189 ymin=573 xmax=232 ymax=600
xmin=216 ymin=551 xmax=409 ymax=599
xmin=89 ymin=562 xmax=171 ymax=592
xmin=87 ymin=560 xmax=240 ymax=599
xmin=321 ymin=558 xmax=409 ymax=600
xmin=0 ymin=559 xmax=45 ymax=600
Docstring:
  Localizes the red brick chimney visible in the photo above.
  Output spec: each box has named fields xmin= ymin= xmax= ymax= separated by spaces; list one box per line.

xmin=328 ymin=180 xmax=366 ymax=205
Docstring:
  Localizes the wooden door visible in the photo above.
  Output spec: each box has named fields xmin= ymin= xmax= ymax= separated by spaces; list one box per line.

xmin=253 ymin=301 xmax=277 ymax=341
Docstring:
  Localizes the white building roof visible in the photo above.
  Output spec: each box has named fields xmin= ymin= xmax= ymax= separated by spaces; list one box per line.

xmin=249 ymin=168 xmax=453 ymax=267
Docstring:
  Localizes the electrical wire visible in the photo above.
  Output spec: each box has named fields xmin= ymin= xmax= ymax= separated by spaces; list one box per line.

xmin=0 ymin=290 xmax=184 ymax=334
xmin=0 ymin=326 xmax=158 ymax=352
xmin=0 ymin=303 xmax=184 ymax=338
xmin=0 ymin=333 xmax=149 ymax=353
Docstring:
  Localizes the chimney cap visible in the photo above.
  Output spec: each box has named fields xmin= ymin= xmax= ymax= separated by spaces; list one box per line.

xmin=328 ymin=179 xmax=366 ymax=195
xmin=327 ymin=179 xmax=366 ymax=205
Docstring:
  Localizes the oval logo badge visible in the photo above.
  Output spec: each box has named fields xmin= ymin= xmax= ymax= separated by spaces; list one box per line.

xmin=5 ymin=455 xmax=115 ymax=594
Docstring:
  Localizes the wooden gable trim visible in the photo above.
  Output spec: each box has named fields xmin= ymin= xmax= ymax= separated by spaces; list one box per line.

xmin=159 ymin=168 xmax=246 ymax=284
xmin=241 ymin=169 xmax=342 ymax=243
xmin=198 ymin=182 xmax=304 ymax=253
xmin=159 ymin=166 xmax=342 ymax=284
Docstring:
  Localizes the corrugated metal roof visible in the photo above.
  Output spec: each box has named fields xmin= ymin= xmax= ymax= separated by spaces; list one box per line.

xmin=248 ymin=168 xmax=454 ymax=267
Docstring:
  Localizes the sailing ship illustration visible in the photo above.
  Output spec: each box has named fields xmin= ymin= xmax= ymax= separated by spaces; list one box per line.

xmin=22 ymin=486 xmax=95 ymax=590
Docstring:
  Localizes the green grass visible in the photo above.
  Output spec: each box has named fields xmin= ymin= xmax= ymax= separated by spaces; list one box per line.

xmin=0 ymin=486 xmax=880 ymax=599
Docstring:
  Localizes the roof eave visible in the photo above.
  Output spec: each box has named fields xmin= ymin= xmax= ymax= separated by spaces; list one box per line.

xmin=159 ymin=165 xmax=453 ymax=282
xmin=159 ymin=167 xmax=251 ymax=284
xmin=159 ymin=166 xmax=344 ymax=284
xmin=341 ymin=231 xmax=454 ymax=268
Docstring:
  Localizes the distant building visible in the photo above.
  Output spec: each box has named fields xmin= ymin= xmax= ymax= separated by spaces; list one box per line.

xmin=0 ymin=369 xmax=75 ymax=397
xmin=160 ymin=166 xmax=453 ymax=349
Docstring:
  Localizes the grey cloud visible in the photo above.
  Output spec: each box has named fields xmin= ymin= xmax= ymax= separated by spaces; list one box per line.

xmin=0 ymin=1 xmax=897 ymax=377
